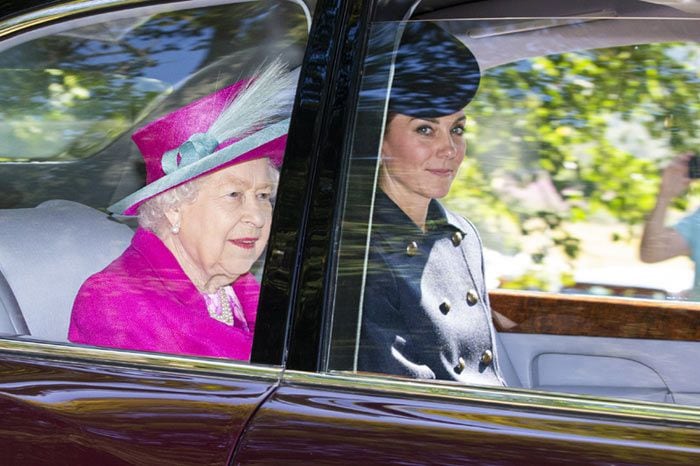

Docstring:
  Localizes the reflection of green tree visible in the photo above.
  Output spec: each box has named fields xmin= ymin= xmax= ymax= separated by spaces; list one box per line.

xmin=0 ymin=1 xmax=307 ymax=162
xmin=446 ymin=42 xmax=700 ymax=290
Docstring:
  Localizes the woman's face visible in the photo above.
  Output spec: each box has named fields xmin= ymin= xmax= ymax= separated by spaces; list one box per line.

xmin=176 ymin=158 xmax=275 ymax=287
xmin=380 ymin=110 xmax=466 ymax=204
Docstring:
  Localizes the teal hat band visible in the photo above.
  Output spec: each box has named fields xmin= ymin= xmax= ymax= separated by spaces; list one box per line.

xmin=108 ymin=118 xmax=290 ymax=215
xmin=161 ymin=132 xmax=220 ymax=175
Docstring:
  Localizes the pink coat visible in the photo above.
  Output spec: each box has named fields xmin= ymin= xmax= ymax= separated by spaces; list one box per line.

xmin=68 ymin=228 xmax=259 ymax=360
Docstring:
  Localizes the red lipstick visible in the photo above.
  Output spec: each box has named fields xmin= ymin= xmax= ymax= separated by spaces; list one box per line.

xmin=230 ymin=238 xmax=258 ymax=249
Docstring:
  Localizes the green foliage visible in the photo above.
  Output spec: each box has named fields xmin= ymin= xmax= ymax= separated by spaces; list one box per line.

xmin=0 ymin=0 xmax=309 ymax=162
xmin=446 ymin=42 xmax=700 ymax=290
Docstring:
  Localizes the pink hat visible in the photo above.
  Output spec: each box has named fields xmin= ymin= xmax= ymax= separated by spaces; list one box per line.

xmin=109 ymin=60 xmax=292 ymax=215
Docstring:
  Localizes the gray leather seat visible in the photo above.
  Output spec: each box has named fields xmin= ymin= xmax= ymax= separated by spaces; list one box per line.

xmin=494 ymin=330 xmax=521 ymax=388
xmin=0 ymin=200 xmax=133 ymax=342
xmin=0 ymin=271 xmax=28 ymax=336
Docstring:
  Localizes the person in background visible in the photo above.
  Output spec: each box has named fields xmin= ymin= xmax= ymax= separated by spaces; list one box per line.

xmin=69 ymin=60 xmax=293 ymax=359
xmin=358 ymin=22 xmax=507 ymax=386
xmin=640 ymin=153 xmax=700 ymax=298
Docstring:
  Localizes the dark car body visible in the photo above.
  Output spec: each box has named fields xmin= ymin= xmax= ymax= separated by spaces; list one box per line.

xmin=1 ymin=0 xmax=699 ymax=464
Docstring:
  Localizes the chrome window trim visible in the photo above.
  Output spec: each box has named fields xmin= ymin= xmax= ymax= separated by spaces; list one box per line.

xmin=0 ymin=0 xmax=154 ymax=40
xmin=0 ymin=0 xmax=312 ymax=44
xmin=282 ymin=369 xmax=700 ymax=425
xmin=416 ymin=0 xmax=700 ymax=20
xmin=0 ymin=338 xmax=283 ymax=380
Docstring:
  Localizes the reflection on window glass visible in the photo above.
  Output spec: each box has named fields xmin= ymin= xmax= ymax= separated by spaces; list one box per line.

xmin=0 ymin=1 xmax=307 ymax=162
xmin=0 ymin=0 xmax=307 ymax=210
xmin=328 ymin=15 xmax=700 ymax=409
xmin=444 ymin=32 xmax=700 ymax=301
xmin=0 ymin=0 xmax=308 ymax=360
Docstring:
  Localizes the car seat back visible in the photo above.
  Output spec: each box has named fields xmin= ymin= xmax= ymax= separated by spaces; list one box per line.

xmin=0 ymin=270 xmax=28 ymax=337
xmin=0 ymin=200 xmax=133 ymax=342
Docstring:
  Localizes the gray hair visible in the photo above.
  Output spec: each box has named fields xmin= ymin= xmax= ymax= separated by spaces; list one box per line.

xmin=137 ymin=160 xmax=280 ymax=236
xmin=137 ymin=179 xmax=202 ymax=236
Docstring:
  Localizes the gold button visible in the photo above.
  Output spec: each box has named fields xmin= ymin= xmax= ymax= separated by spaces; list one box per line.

xmin=466 ymin=289 xmax=479 ymax=306
xmin=480 ymin=349 xmax=493 ymax=366
xmin=454 ymin=357 xmax=466 ymax=374
xmin=406 ymin=241 xmax=418 ymax=256
xmin=451 ymin=231 xmax=463 ymax=246
xmin=439 ymin=300 xmax=451 ymax=314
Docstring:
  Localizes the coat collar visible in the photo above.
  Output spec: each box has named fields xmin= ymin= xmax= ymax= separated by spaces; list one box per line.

xmin=369 ymin=190 xmax=469 ymax=258
xmin=372 ymin=189 xmax=467 ymax=237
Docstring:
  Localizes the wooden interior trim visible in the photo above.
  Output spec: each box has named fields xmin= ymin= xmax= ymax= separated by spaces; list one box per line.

xmin=489 ymin=289 xmax=700 ymax=341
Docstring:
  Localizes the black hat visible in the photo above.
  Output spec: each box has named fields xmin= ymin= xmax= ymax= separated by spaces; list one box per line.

xmin=387 ymin=22 xmax=480 ymax=118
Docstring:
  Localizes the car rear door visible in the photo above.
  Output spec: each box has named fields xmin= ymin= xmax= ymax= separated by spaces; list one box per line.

xmin=0 ymin=345 xmax=280 ymax=465
xmin=0 ymin=1 xmax=314 ymax=464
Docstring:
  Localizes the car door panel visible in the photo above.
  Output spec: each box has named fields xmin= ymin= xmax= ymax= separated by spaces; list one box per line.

xmin=0 ymin=342 xmax=280 ymax=466
xmin=500 ymin=333 xmax=700 ymax=405
xmin=491 ymin=290 xmax=700 ymax=404
xmin=0 ymin=1 xmax=314 ymax=464
xmin=235 ymin=375 xmax=700 ymax=465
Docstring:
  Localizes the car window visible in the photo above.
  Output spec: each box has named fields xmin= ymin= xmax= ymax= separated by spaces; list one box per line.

xmin=0 ymin=1 xmax=308 ymax=165
xmin=0 ymin=0 xmax=309 ymax=363
xmin=327 ymin=4 xmax=700 ymax=408
xmin=449 ymin=29 xmax=700 ymax=302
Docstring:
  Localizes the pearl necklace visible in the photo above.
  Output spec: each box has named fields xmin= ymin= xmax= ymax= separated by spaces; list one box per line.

xmin=207 ymin=286 xmax=234 ymax=326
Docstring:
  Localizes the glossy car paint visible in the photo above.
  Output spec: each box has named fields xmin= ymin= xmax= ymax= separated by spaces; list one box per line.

xmin=235 ymin=372 xmax=700 ymax=465
xmin=0 ymin=341 xmax=281 ymax=465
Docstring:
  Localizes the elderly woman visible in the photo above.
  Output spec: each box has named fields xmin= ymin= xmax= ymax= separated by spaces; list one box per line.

xmin=358 ymin=22 xmax=507 ymax=386
xmin=68 ymin=61 xmax=292 ymax=360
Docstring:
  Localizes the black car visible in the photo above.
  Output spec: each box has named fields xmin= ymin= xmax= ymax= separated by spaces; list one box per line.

xmin=1 ymin=0 xmax=699 ymax=464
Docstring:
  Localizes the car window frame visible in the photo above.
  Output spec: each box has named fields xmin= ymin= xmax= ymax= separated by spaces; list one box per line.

xmin=0 ymin=0 xmax=316 ymax=373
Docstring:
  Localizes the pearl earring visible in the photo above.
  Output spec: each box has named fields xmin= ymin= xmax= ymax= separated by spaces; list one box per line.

xmin=171 ymin=222 xmax=180 ymax=235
